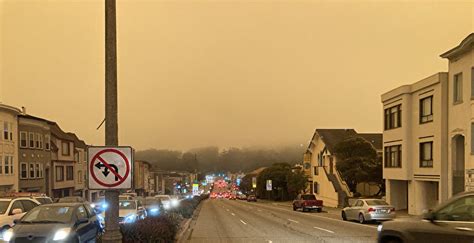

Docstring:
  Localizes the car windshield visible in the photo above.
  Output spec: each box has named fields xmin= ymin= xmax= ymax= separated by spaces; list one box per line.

xmin=302 ymin=195 xmax=316 ymax=200
xmin=119 ymin=200 xmax=136 ymax=210
xmin=365 ymin=200 xmax=389 ymax=206
xmin=0 ymin=201 xmax=10 ymax=214
xmin=156 ymin=196 xmax=170 ymax=200
xmin=58 ymin=197 xmax=82 ymax=203
xmin=145 ymin=198 xmax=160 ymax=205
xmin=21 ymin=206 xmax=73 ymax=223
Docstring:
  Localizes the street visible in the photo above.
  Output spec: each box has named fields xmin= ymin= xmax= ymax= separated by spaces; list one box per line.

xmin=187 ymin=199 xmax=377 ymax=243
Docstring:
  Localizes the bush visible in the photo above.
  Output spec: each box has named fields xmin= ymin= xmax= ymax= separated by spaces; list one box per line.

xmin=121 ymin=216 xmax=177 ymax=243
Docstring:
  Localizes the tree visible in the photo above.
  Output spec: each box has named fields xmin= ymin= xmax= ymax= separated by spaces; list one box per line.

xmin=256 ymin=163 xmax=307 ymax=201
xmin=334 ymin=137 xmax=381 ymax=194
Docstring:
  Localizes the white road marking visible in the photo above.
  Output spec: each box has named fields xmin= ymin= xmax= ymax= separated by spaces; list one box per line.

xmin=258 ymin=209 xmax=262 ymax=212
xmin=287 ymin=219 xmax=299 ymax=223
xmin=240 ymin=219 xmax=247 ymax=225
xmin=313 ymin=226 xmax=335 ymax=234
xmin=226 ymin=209 xmax=229 ymax=212
xmin=267 ymin=240 xmax=273 ymax=243
xmin=231 ymin=213 xmax=235 ymax=216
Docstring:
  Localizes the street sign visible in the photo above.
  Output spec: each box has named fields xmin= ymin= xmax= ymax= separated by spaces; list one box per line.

xmin=88 ymin=146 xmax=133 ymax=189
xmin=252 ymin=177 xmax=257 ymax=188
xmin=266 ymin=180 xmax=272 ymax=191
xmin=192 ymin=184 xmax=199 ymax=195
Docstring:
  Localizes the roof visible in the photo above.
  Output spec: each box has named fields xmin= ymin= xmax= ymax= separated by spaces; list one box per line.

xmin=18 ymin=114 xmax=52 ymax=123
xmin=49 ymin=122 xmax=76 ymax=141
xmin=315 ymin=129 xmax=358 ymax=153
xmin=440 ymin=33 xmax=474 ymax=60
xmin=358 ymin=133 xmax=383 ymax=150
xmin=67 ymin=132 xmax=87 ymax=148
xmin=0 ymin=103 xmax=21 ymax=115
xmin=248 ymin=167 xmax=267 ymax=175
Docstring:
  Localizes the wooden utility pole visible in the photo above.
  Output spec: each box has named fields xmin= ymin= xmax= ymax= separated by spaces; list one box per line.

xmin=103 ymin=0 xmax=121 ymax=242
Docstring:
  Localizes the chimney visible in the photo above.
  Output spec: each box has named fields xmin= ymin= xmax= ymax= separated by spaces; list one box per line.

xmin=21 ymin=106 xmax=26 ymax=114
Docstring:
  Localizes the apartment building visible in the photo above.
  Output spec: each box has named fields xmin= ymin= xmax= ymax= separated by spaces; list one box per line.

xmin=305 ymin=129 xmax=382 ymax=208
xmin=134 ymin=160 xmax=151 ymax=196
xmin=381 ymin=73 xmax=449 ymax=215
xmin=18 ymin=114 xmax=52 ymax=194
xmin=0 ymin=104 xmax=21 ymax=192
xmin=381 ymin=33 xmax=474 ymax=215
xmin=440 ymin=33 xmax=474 ymax=196
xmin=69 ymin=133 xmax=87 ymax=199
xmin=49 ymin=122 xmax=76 ymax=198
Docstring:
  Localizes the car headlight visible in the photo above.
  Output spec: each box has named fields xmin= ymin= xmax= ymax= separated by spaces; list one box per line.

xmin=163 ymin=202 xmax=171 ymax=210
xmin=171 ymin=199 xmax=179 ymax=207
xmin=123 ymin=214 xmax=137 ymax=224
xmin=150 ymin=208 xmax=159 ymax=213
xmin=90 ymin=203 xmax=96 ymax=208
xmin=53 ymin=228 xmax=71 ymax=241
xmin=2 ymin=228 xmax=14 ymax=241
xmin=377 ymin=224 xmax=383 ymax=233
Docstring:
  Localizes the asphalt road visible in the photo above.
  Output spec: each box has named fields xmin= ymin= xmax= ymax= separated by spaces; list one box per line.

xmin=186 ymin=199 xmax=378 ymax=243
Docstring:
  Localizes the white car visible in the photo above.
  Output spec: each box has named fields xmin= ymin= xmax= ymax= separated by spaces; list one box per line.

xmin=0 ymin=198 xmax=40 ymax=232
xmin=101 ymin=199 xmax=146 ymax=224
xmin=155 ymin=195 xmax=175 ymax=210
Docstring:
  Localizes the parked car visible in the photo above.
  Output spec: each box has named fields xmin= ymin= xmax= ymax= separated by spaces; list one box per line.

xmin=247 ymin=195 xmax=257 ymax=202
xmin=292 ymin=194 xmax=323 ymax=212
xmin=3 ymin=202 xmax=103 ymax=242
xmin=0 ymin=197 xmax=40 ymax=234
xmin=33 ymin=196 xmax=53 ymax=205
xmin=378 ymin=191 xmax=474 ymax=243
xmin=238 ymin=194 xmax=247 ymax=200
xmin=58 ymin=196 xmax=87 ymax=203
xmin=116 ymin=199 xmax=146 ymax=224
xmin=91 ymin=198 xmax=108 ymax=214
xmin=229 ymin=194 xmax=237 ymax=200
xmin=342 ymin=199 xmax=395 ymax=223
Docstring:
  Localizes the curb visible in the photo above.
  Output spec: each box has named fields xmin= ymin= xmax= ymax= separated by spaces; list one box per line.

xmin=175 ymin=199 xmax=205 ymax=243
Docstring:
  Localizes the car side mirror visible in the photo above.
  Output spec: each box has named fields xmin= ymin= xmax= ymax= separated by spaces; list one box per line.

xmin=423 ymin=210 xmax=435 ymax=222
xmin=13 ymin=219 xmax=20 ymax=224
xmin=12 ymin=208 xmax=23 ymax=215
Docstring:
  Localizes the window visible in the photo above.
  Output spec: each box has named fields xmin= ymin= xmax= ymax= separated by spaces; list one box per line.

xmin=29 ymin=132 xmax=35 ymax=148
xmin=313 ymin=166 xmax=318 ymax=175
xmin=3 ymin=156 xmax=8 ymax=175
xmin=35 ymin=163 xmax=40 ymax=178
xmin=35 ymin=133 xmax=40 ymax=148
xmin=56 ymin=166 xmax=64 ymax=182
xmin=9 ymin=201 xmax=24 ymax=215
xmin=39 ymin=164 xmax=43 ymax=178
xmin=3 ymin=122 xmax=8 ymax=140
xmin=10 ymin=157 xmax=13 ymax=176
xmin=20 ymin=132 xmax=27 ymax=148
xmin=45 ymin=135 xmax=50 ymax=150
xmin=420 ymin=96 xmax=433 ymax=123
xmin=76 ymin=206 xmax=88 ymax=220
xmin=0 ymin=156 xmax=2 ymax=174
xmin=384 ymin=105 xmax=402 ymax=130
xmin=66 ymin=166 xmax=74 ymax=180
xmin=75 ymin=152 xmax=80 ymax=163
xmin=62 ymin=141 xmax=70 ymax=156
xmin=20 ymin=163 xmax=28 ymax=179
xmin=435 ymin=195 xmax=474 ymax=222
xmin=420 ymin=142 xmax=433 ymax=167
xmin=78 ymin=170 xmax=83 ymax=183
xmin=38 ymin=134 xmax=43 ymax=149
xmin=313 ymin=182 xmax=319 ymax=194
xmin=20 ymin=200 xmax=38 ymax=212
xmin=384 ymin=145 xmax=402 ymax=168
xmin=454 ymin=72 xmax=463 ymax=103
xmin=29 ymin=163 xmax=35 ymax=178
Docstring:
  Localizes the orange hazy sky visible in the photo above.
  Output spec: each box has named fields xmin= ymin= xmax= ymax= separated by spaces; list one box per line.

xmin=0 ymin=0 xmax=473 ymax=150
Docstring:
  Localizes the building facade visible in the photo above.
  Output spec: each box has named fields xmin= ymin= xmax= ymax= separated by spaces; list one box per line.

xmin=381 ymin=33 xmax=474 ymax=215
xmin=69 ymin=133 xmax=87 ymax=199
xmin=0 ymin=104 xmax=21 ymax=192
xmin=49 ymin=122 xmax=76 ymax=198
xmin=18 ymin=114 xmax=52 ymax=194
xmin=381 ymin=73 xmax=449 ymax=215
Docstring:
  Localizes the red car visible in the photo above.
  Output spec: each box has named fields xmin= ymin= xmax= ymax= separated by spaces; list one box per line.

xmin=293 ymin=194 xmax=323 ymax=212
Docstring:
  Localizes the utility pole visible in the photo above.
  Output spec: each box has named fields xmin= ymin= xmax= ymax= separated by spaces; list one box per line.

xmin=103 ymin=0 xmax=121 ymax=242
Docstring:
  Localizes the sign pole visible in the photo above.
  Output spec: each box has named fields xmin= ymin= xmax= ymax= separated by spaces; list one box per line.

xmin=103 ymin=0 xmax=121 ymax=242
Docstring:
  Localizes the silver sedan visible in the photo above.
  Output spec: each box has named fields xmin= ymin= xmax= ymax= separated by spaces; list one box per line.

xmin=341 ymin=199 xmax=395 ymax=223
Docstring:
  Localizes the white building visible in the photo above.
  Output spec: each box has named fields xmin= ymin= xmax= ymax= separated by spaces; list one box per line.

xmin=0 ymin=104 xmax=21 ymax=192
xmin=381 ymin=33 xmax=473 ymax=215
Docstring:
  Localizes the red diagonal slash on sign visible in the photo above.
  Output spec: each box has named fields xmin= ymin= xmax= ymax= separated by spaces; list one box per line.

xmin=97 ymin=155 xmax=124 ymax=181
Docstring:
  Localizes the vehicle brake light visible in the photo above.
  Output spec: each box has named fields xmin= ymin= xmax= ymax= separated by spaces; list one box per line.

xmin=368 ymin=207 xmax=375 ymax=212
xmin=391 ymin=207 xmax=395 ymax=212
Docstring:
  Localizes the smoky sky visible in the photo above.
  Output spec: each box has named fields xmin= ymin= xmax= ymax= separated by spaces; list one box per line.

xmin=1 ymin=0 xmax=473 ymax=150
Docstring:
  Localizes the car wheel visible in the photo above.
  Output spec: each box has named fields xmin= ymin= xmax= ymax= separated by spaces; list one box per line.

xmin=293 ymin=205 xmax=297 ymax=211
xmin=302 ymin=207 xmax=307 ymax=212
xmin=342 ymin=211 xmax=347 ymax=221
xmin=317 ymin=208 xmax=322 ymax=213
xmin=381 ymin=237 xmax=402 ymax=243
xmin=358 ymin=213 xmax=365 ymax=224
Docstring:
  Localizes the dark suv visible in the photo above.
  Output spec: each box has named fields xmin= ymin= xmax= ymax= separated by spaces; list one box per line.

xmin=378 ymin=191 xmax=474 ymax=243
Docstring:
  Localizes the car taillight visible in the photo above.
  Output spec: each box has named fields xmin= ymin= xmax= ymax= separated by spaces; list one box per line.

xmin=391 ymin=207 xmax=395 ymax=212
xmin=368 ymin=207 xmax=375 ymax=212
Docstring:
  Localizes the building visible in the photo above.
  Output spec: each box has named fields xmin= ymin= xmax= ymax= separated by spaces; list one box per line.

xmin=0 ymin=104 xmax=21 ymax=192
xmin=381 ymin=33 xmax=473 ymax=215
xmin=381 ymin=73 xmax=449 ymax=215
xmin=17 ymin=114 xmax=52 ymax=194
xmin=440 ymin=33 xmax=474 ymax=196
xmin=134 ymin=160 xmax=151 ymax=196
xmin=69 ymin=133 xmax=87 ymax=199
xmin=305 ymin=129 xmax=382 ymax=208
xmin=49 ymin=122 xmax=76 ymax=198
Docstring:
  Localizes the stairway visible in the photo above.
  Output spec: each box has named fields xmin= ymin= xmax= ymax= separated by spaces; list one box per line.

xmin=324 ymin=168 xmax=349 ymax=208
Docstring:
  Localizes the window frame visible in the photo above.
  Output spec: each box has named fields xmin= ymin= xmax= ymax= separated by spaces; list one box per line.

xmin=384 ymin=105 xmax=402 ymax=130
xmin=384 ymin=145 xmax=402 ymax=168
xmin=19 ymin=131 xmax=27 ymax=148
xmin=56 ymin=166 xmax=64 ymax=182
xmin=62 ymin=141 xmax=70 ymax=156
xmin=20 ymin=162 xmax=28 ymax=179
xmin=45 ymin=134 xmax=50 ymax=150
xmin=453 ymin=72 xmax=463 ymax=104
xmin=420 ymin=141 xmax=434 ymax=168
xmin=420 ymin=96 xmax=433 ymax=124
xmin=66 ymin=166 xmax=74 ymax=181
xmin=29 ymin=163 xmax=35 ymax=179
xmin=28 ymin=132 xmax=35 ymax=148
xmin=4 ymin=156 xmax=9 ymax=175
